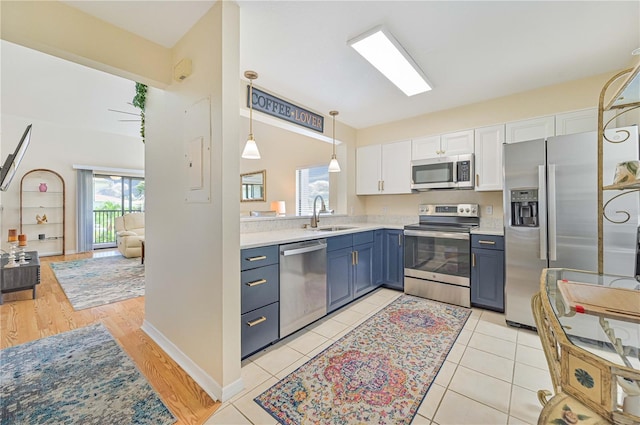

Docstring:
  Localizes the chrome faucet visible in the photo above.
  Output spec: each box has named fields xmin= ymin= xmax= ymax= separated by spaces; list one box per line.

xmin=310 ymin=195 xmax=327 ymax=228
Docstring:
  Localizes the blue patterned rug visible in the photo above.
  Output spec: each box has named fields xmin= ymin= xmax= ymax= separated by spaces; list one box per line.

xmin=255 ymin=295 xmax=470 ymax=424
xmin=50 ymin=255 xmax=144 ymax=310
xmin=0 ymin=323 xmax=176 ymax=425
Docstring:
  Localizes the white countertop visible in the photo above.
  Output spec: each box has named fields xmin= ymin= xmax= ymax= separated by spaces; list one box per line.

xmin=241 ymin=223 xmax=404 ymax=249
xmin=471 ymin=226 xmax=504 ymax=236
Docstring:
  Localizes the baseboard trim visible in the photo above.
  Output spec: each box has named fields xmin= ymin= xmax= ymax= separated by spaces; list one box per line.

xmin=141 ymin=319 xmax=244 ymax=402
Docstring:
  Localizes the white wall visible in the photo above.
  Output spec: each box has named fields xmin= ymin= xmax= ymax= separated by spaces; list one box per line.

xmin=143 ymin=1 xmax=242 ymax=400
xmin=0 ymin=115 xmax=143 ymax=254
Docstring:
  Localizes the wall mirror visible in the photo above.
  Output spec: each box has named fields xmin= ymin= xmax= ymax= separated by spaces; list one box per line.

xmin=241 ymin=170 xmax=266 ymax=202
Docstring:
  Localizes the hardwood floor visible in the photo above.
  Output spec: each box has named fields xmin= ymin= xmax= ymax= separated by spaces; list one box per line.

xmin=0 ymin=250 xmax=221 ymax=425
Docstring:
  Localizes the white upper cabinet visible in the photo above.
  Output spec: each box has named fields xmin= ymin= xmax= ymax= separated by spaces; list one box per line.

xmin=505 ymin=115 xmax=555 ymax=143
xmin=440 ymin=130 xmax=474 ymax=156
xmin=411 ymin=135 xmax=441 ymax=160
xmin=555 ymin=108 xmax=597 ymax=135
xmin=357 ymin=140 xmax=411 ymax=195
xmin=411 ymin=130 xmax=473 ymax=160
xmin=474 ymin=125 xmax=504 ymax=191
xmin=356 ymin=144 xmax=382 ymax=195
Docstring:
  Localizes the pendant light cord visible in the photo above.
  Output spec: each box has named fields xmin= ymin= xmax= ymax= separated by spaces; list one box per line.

xmin=332 ymin=113 xmax=336 ymax=155
xmin=249 ymin=79 xmax=254 ymax=137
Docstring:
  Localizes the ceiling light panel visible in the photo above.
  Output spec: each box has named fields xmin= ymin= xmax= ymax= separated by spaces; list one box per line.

xmin=348 ymin=26 xmax=432 ymax=96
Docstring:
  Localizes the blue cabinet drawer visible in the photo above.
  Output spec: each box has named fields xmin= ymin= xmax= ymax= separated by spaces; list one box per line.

xmin=241 ymin=264 xmax=279 ymax=314
xmin=241 ymin=302 xmax=279 ymax=358
xmin=471 ymin=234 xmax=504 ymax=251
xmin=241 ymin=245 xmax=278 ymax=270
xmin=327 ymin=234 xmax=353 ymax=251
xmin=352 ymin=230 xmax=373 ymax=245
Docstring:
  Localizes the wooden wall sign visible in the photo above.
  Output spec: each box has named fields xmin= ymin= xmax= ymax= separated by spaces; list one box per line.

xmin=248 ymin=86 xmax=324 ymax=133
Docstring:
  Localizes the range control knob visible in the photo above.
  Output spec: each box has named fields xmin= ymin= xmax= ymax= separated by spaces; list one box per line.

xmin=459 ymin=208 xmax=464 ymax=213
xmin=471 ymin=207 xmax=477 ymax=214
xmin=465 ymin=208 xmax=470 ymax=213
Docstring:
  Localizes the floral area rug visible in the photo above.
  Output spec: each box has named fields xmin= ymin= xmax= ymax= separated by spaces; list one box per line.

xmin=0 ymin=323 xmax=176 ymax=425
xmin=50 ymin=255 xmax=144 ymax=310
xmin=254 ymin=294 xmax=470 ymax=424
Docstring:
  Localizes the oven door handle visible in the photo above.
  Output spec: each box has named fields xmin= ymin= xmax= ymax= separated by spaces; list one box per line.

xmin=403 ymin=230 xmax=470 ymax=240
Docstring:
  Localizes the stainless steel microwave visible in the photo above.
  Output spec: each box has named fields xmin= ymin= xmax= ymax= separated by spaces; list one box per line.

xmin=411 ymin=154 xmax=474 ymax=190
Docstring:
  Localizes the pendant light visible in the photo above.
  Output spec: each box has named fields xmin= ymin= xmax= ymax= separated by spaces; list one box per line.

xmin=328 ymin=110 xmax=341 ymax=173
xmin=242 ymin=70 xmax=260 ymax=159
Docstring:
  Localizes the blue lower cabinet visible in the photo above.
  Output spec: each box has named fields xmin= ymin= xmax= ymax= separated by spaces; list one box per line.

xmin=373 ymin=230 xmax=384 ymax=286
xmin=241 ymin=263 xmax=279 ymax=314
xmin=241 ymin=245 xmax=280 ymax=359
xmin=327 ymin=246 xmax=354 ymax=312
xmin=327 ymin=231 xmax=377 ymax=312
xmin=471 ymin=235 xmax=505 ymax=312
xmin=241 ymin=302 xmax=279 ymax=358
xmin=353 ymin=242 xmax=374 ymax=298
xmin=383 ymin=229 xmax=404 ymax=290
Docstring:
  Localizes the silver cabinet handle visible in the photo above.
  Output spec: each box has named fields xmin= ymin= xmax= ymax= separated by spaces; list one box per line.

xmin=398 ymin=234 xmax=402 ymax=246
xmin=246 ymin=255 xmax=267 ymax=262
xmin=246 ymin=279 xmax=267 ymax=287
xmin=247 ymin=316 xmax=266 ymax=327
xmin=478 ymin=240 xmax=496 ymax=245
xmin=404 ymin=229 xmax=470 ymax=240
xmin=472 ymin=253 xmax=476 ymax=267
xmin=282 ymin=243 xmax=326 ymax=256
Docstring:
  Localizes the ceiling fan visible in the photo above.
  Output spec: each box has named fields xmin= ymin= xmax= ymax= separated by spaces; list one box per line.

xmin=108 ymin=104 xmax=141 ymax=122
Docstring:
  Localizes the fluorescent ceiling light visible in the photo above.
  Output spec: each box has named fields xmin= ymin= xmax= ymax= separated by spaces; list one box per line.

xmin=348 ymin=26 xmax=432 ymax=96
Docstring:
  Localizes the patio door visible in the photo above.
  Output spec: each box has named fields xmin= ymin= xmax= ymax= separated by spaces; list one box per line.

xmin=93 ymin=175 xmax=145 ymax=249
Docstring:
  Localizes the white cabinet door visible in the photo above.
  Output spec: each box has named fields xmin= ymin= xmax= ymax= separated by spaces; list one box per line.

xmin=441 ymin=130 xmax=474 ymax=156
xmin=411 ymin=135 xmax=441 ymax=160
xmin=381 ymin=140 xmax=412 ymax=194
xmin=505 ymin=116 xmax=555 ymax=143
xmin=356 ymin=144 xmax=382 ymax=195
xmin=555 ymin=109 xmax=597 ymax=135
xmin=474 ymin=125 xmax=504 ymax=191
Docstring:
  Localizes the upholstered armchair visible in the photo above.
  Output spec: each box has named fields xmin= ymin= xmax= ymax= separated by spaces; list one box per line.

xmin=115 ymin=212 xmax=145 ymax=258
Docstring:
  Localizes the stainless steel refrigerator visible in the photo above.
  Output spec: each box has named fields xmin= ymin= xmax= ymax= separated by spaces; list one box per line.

xmin=503 ymin=126 xmax=639 ymax=328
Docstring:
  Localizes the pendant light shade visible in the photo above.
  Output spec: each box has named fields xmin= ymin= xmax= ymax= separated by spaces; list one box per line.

xmin=242 ymin=71 xmax=260 ymax=159
xmin=328 ymin=110 xmax=341 ymax=173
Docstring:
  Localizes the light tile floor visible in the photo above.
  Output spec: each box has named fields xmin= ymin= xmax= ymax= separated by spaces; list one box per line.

xmin=205 ymin=288 xmax=550 ymax=424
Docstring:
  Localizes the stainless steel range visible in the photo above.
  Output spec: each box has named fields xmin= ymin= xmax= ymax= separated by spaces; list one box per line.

xmin=404 ymin=204 xmax=479 ymax=307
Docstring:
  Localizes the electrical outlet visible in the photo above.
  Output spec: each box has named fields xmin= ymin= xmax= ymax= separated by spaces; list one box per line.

xmin=485 ymin=205 xmax=493 ymax=215
xmin=382 ymin=206 xmax=388 ymax=215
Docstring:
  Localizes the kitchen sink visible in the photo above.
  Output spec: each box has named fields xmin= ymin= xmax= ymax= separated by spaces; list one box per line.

xmin=307 ymin=226 xmax=355 ymax=232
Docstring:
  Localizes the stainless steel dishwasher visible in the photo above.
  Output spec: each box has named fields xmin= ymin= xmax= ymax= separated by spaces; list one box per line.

xmin=279 ymin=239 xmax=327 ymax=338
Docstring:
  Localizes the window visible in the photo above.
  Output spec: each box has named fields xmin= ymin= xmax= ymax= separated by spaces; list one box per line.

xmin=296 ymin=165 xmax=330 ymax=216
xmin=93 ymin=174 xmax=145 ymax=247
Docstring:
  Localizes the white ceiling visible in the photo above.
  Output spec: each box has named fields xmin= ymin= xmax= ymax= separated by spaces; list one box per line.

xmin=7 ymin=1 xmax=640 ymax=134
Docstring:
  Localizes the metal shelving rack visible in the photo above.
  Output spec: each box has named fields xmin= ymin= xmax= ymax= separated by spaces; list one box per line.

xmin=597 ymin=63 xmax=640 ymax=274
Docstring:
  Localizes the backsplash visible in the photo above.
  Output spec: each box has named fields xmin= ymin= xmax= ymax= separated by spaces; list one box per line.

xmin=240 ymin=213 xmax=504 ymax=233
xmin=240 ymin=214 xmax=416 ymax=233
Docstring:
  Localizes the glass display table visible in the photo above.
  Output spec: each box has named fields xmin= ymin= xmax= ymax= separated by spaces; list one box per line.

xmin=535 ymin=268 xmax=640 ymax=425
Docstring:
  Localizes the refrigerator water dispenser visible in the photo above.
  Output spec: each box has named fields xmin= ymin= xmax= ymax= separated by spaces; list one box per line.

xmin=511 ymin=189 xmax=539 ymax=227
